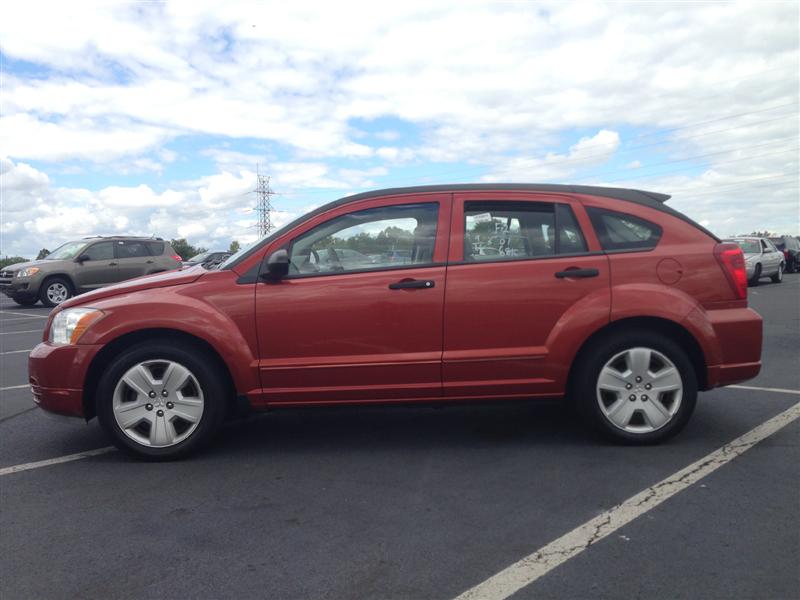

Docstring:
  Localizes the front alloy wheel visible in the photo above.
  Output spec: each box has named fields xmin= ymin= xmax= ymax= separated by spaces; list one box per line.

xmin=97 ymin=340 xmax=227 ymax=460
xmin=596 ymin=347 xmax=682 ymax=434
xmin=113 ymin=360 xmax=205 ymax=448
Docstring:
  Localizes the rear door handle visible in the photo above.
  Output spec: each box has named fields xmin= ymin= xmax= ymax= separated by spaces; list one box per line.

xmin=555 ymin=268 xmax=599 ymax=279
xmin=146 ymin=260 xmax=154 ymax=264
xmin=109 ymin=262 xmax=118 ymax=266
xmin=388 ymin=279 xmax=435 ymax=290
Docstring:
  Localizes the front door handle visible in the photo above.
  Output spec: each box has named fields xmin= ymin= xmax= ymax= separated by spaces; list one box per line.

xmin=109 ymin=262 xmax=118 ymax=266
xmin=146 ymin=260 xmax=154 ymax=264
xmin=388 ymin=279 xmax=435 ymax=290
xmin=555 ymin=268 xmax=599 ymax=279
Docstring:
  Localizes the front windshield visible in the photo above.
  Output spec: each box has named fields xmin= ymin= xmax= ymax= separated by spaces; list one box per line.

xmin=45 ymin=241 xmax=87 ymax=260
xmin=219 ymin=218 xmax=299 ymax=270
xmin=188 ymin=251 xmax=211 ymax=263
xmin=733 ymin=239 xmax=760 ymax=254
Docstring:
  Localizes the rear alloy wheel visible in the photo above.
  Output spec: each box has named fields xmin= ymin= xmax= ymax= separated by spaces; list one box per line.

xmin=574 ymin=332 xmax=697 ymax=444
xmin=771 ymin=264 xmax=783 ymax=283
xmin=40 ymin=277 xmax=73 ymax=307
xmin=97 ymin=341 xmax=227 ymax=460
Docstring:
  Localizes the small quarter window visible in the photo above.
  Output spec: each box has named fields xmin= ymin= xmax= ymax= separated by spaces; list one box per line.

xmin=586 ymin=207 xmax=662 ymax=251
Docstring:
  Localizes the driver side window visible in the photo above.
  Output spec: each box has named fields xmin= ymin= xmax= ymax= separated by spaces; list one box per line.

xmin=289 ymin=203 xmax=439 ymax=276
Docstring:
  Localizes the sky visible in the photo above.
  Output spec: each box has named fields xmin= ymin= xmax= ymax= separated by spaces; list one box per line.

xmin=1 ymin=1 xmax=798 ymax=259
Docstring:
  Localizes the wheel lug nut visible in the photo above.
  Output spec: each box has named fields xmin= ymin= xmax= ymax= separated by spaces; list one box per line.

xmin=629 ymin=394 xmax=636 ymax=401
xmin=625 ymin=383 xmax=632 ymax=390
xmin=145 ymin=403 xmax=153 ymax=411
xmin=645 ymin=383 xmax=652 ymax=390
xmin=642 ymin=395 xmax=649 ymax=401
xmin=161 ymin=390 xmax=169 ymax=397
xmin=156 ymin=409 xmax=164 ymax=417
xmin=166 ymin=402 xmax=174 ymax=409
xmin=635 ymin=376 xmax=642 ymax=383
xmin=148 ymin=391 xmax=156 ymax=398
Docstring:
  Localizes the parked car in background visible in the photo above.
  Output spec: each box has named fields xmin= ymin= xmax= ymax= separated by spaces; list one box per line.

xmin=768 ymin=236 xmax=800 ymax=273
xmin=726 ymin=237 xmax=785 ymax=286
xmin=29 ymin=183 xmax=762 ymax=459
xmin=0 ymin=236 xmax=181 ymax=307
xmin=182 ymin=251 xmax=232 ymax=269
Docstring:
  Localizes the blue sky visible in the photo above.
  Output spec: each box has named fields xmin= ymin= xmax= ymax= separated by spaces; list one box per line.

xmin=1 ymin=2 xmax=798 ymax=258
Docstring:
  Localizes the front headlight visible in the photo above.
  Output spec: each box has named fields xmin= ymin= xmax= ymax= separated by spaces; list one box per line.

xmin=16 ymin=267 xmax=40 ymax=277
xmin=49 ymin=308 xmax=104 ymax=345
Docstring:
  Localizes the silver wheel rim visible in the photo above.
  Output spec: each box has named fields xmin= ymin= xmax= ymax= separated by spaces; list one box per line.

xmin=112 ymin=360 xmax=205 ymax=448
xmin=596 ymin=347 xmax=683 ymax=434
xmin=46 ymin=282 xmax=69 ymax=304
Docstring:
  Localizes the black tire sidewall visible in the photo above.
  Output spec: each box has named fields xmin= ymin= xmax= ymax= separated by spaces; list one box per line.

xmin=39 ymin=276 xmax=73 ymax=307
xmin=574 ymin=331 xmax=698 ymax=444
xmin=748 ymin=264 xmax=761 ymax=286
xmin=96 ymin=341 xmax=227 ymax=460
xmin=12 ymin=297 xmax=38 ymax=306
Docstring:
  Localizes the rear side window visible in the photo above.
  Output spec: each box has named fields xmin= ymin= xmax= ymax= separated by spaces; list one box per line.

xmin=146 ymin=241 xmax=164 ymax=255
xmin=463 ymin=201 xmax=587 ymax=262
xmin=117 ymin=241 xmax=152 ymax=258
xmin=586 ymin=207 xmax=662 ymax=251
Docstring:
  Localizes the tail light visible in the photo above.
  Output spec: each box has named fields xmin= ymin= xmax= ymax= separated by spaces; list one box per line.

xmin=714 ymin=243 xmax=747 ymax=300
xmin=783 ymin=249 xmax=790 ymax=260
xmin=172 ymin=255 xmax=182 ymax=262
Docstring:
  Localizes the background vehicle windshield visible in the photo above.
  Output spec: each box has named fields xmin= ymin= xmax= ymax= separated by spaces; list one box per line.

xmin=188 ymin=251 xmax=211 ymax=262
xmin=44 ymin=241 xmax=86 ymax=260
xmin=733 ymin=239 xmax=760 ymax=254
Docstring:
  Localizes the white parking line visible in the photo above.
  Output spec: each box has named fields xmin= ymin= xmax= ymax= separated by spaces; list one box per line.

xmin=454 ymin=400 xmax=800 ymax=600
xmin=0 ymin=329 xmax=42 ymax=335
xmin=0 ymin=384 xmax=30 ymax=391
xmin=0 ymin=349 xmax=32 ymax=356
xmin=729 ymin=384 xmax=800 ymax=395
xmin=0 ymin=447 xmax=115 ymax=477
xmin=0 ymin=310 xmax=49 ymax=319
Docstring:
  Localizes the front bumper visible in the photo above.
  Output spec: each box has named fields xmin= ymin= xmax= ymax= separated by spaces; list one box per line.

xmin=28 ymin=342 xmax=102 ymax=418
xmin=0 ymin=278 xmax=39 ymax=300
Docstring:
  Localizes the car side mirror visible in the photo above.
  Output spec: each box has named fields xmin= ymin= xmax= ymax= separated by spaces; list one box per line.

xmin=76 ymin=254 xmax=91 ymax=263
xmin=262 ymin=249 xmax=290 ymax=281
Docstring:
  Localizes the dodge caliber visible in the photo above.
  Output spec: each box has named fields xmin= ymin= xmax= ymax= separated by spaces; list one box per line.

xmin=29 ymin=184 xmax=763 ymax=459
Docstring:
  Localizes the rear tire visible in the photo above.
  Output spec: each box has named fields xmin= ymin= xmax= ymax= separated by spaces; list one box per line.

xmin=771 ymin=264 xmax=784 ymax=283
xmin=96 ymin=340 xmax=228 ymax=460
xmin=39 ymin=276 xmax=73 ymax=307
xmin=748 ymin=264 xmax=761 ymax=287
xmin=572 ymin=331 xmax=697 ymax=444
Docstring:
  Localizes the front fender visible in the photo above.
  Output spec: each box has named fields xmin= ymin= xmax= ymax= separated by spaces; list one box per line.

xmin=77 ymin=276 xmax=259 ymax=396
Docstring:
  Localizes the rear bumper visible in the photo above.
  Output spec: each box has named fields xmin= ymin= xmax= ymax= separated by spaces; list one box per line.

xmin=702 ymin=307 xmax=763 ymax=388
xmin=28 ymin=342 xmax=101 ymax=418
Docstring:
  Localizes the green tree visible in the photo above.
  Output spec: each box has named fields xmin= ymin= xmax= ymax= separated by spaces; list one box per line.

xmin=229 ymin=240 xmax=241 ymax=253
xmin=0 ymin=256 xmax=29 ymax=269
xmin=36 ymin=248 xmax=51 ymax=260
xmin=170 ymin=238 xmax=206 ymax=261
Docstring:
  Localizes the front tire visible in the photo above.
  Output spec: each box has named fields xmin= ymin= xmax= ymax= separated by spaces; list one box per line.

xmin=573 ymin=331 xmax=697 ymax=444
xmin=748 ymin=264 xmax=761 ymax=287
xmin=771 ymin=264 xmax=784 ymax=283
xmin=12 ymin=297 xmax=38 ymax=307
xmin=96 ymin=341 xmax=228 ymax=460
xmin=39 ymin=277 xmax=73 ymax=307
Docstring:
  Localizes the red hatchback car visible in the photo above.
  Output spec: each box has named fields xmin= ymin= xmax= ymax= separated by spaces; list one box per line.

xmin=29 ymin=184 xmax=762 ymax=459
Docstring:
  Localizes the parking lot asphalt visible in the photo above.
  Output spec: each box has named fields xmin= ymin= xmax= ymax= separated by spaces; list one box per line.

xmin=1 ymin=275 xmax=798 ymax=599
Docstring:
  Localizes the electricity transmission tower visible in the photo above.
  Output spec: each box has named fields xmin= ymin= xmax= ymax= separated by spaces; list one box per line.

xmin=255 ymin=165 xmax=274 ymax=237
